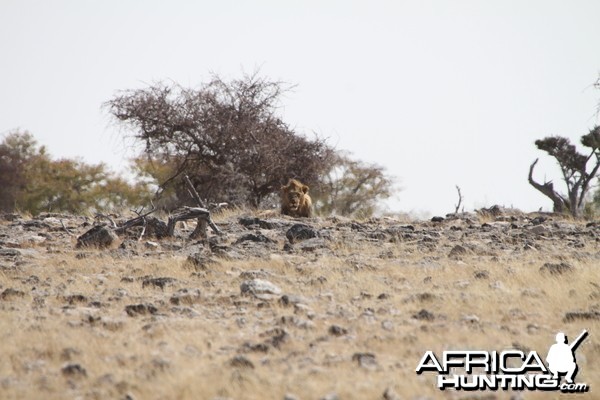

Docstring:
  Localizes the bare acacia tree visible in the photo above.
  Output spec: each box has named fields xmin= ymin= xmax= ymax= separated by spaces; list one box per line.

xmin=105 ymin=73 xmax=334 ymax=207
xmin=528 ymin=126 xmax=600 ymax=217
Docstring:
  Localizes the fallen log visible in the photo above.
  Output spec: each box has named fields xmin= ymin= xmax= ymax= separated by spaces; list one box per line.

xmin=167 ymin=206 xmax=221 ymax=239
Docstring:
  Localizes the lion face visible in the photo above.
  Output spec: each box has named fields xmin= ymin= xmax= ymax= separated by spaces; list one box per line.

xmin=285 ymin=187 xmax=306 ymax=211
xmin=280 ymin=179 xmax=312 ymax=218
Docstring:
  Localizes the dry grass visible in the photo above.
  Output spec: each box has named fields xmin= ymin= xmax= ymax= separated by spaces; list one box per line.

xmin=0 ymin=217 xmax=598 ymax=400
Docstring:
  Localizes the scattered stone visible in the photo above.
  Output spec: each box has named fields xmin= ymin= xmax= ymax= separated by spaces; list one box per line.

xmin=260 ymin=327 xmax=289 ymax=348
xmin=563 ymin=311 xmax=600 ymax=322
xmin=474 ymin=270 xmax=490 ymax=279
xmin=229 ymin=355 xmax=254 ymax=369
xmin=170 ymin=289 xmax=201 ymax=305
xmin=462 ymin=314 xmax=480 ymax=324
xmin=352 ymin=352 xmax=377 ymax=369
xmin=529 ymin=225 xmax=549 ymax=236
xmin=142 ymin=277 xmax=176 ymax=290
xmin=540 ymin=262 xmax=572 ymax=275
xmin=170 ymin=306 xmax=201 ymax=318
xmin=241 ymin=342 xmax=270 ymax=353
xmin=1 ymin=288 xmax=25 ymax=301
xmin=412 ymin=309 xmax=434 ymax=321
xmin=431 ymin=216 xmax=444 ymax=223
xmin=382 ymin=387 xmax=401 ymax=400
xmin=320 ymin=393 xmax=340 ymax=400
xmin=0 ymin=213 xmax=21 ymax=221
xmin=0 ymin=248 xmax=21 ymax=257
xmin=60 ymin=347 xmax=80 ymax=361
xmin=478 ymin=205 xmax=503 ymax=217
xmin=125 ymin=303 xmax=158 ymax=317
xmin=240 ymin=279 xmax=282 ymax=296
xmin=61 ymin=363 xmax=87 ymax=378
xmin=76 ymin=225 xmax=119 ymax=248
xmin=489 ymin=281 xmax=506 ymax=291
xmin=415 ymin=292 xmax=436 ymax=302
xmin=144 ymin=241 xmax=160 ymax=249
xmin=448 ymin=244 xmax=468 ymax=258
xmin=381 ymin=320 xmax=394 ymax=331
xmin=286 ymin=224 xmax=319 ymax=243
xmin=239 ymin=270 xmax=272 ymax=280
xmin=238 ymin=217 xmax=281 ymax=230
xmin=62 ymin=294 xmax=88 ymax=305
xmin=296 ymin=238 xmax=328 ymax=252
xmin=328 ymin=325 xmax=348 ymax=336
xmin=186 ymin=253 xmax=219 ymax=271
xmin=102 ymin=318 xmax=125 ymax=332
xmin=235 ymin=232 xmax=276 ymax=245
xmin=279 ymin=294 xmax=310 ymax=306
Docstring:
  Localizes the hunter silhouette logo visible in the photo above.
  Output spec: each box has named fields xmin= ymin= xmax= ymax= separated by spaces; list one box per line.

xmin=416 ymin=329 xmax=589 ymax=393
xmin=546 ymin=330 xmax=588 ymax=384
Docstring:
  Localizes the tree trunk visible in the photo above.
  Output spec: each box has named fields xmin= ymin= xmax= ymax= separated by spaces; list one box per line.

xmin=528 ymin=159 xmax=569 ymax=214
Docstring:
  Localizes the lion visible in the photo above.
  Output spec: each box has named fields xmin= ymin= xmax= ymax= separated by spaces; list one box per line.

xmin=280 ymin=179 xmax=313 ymax=218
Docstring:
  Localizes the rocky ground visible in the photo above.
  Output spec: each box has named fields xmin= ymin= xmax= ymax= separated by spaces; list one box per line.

xmin=0 ymin=208 xmax=599 ymax=400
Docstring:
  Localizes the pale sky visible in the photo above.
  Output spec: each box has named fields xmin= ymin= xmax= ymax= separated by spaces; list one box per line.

xmin=2 ymin=0 xmax=600 ymax=216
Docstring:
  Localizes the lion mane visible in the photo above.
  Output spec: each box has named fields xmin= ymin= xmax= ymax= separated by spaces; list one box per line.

xmin=280 ymin=179 xmax=313 ymax=218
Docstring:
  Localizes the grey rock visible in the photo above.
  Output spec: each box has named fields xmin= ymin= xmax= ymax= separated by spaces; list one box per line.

xmin=382 ymin=387 xmax=402 ymax=400
xmin=328 ymin=325 xmax=348 ymax=336
xmin=474 ymin=270 xmax=490 ymax=279
xmin=563 ymin=311 xmax=600 ymax=322
xmin=529 ymin=225 xmax=550 ymax=236
xmin=76 ymin=225 xmax=119 ymax=248
xmin=235 ymin=232 xmax=276 ymax=245
xmin=540 ymin=262 xmax=572 ymax=275
xmin=229 ymin=355 xmax=254 ymax=369
xmin=186 ymin=253 xmax=219 ymax=271
xmin=1 ymin=288 xmax=25 ymax=300
xmin=170 ymin=288 xmax=201 ymax=305
xmin=352 ymin=352 xmax=377 ymax=369
xmin=286 ymin=224 xmax=319 ymax=243
xmin=320 ymin=393 xmax=339 ymax=400
xmin=125 ymin=303 xmax=158 ymax=317
xmin=142 ymin=277 xmax=176 ymax=290
xmin=238 ymin=217 xmax=283 ymax=230
xmin=412 ymin=309 xmax=434 ymax=321
xmin=296 ymin=238 xmax=327 ymax=252
xmin=240 ymin=279 xmax=282 ymax=296
xmin=61 ymin=363 xmax=87 ymax=378
xmin=448 ymin=244 xmax=468 ymax=258
xmin=239 ymin=269 xmax=272 ymax=280
xmin=0 ymin=248 xmax=21 ymax=257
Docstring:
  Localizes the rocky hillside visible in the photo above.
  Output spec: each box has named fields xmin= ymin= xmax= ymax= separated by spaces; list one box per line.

xmin=0 ymin=209 xmax=599 ymax=399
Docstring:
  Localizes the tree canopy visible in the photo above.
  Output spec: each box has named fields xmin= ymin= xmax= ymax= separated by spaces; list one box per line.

xmin=312 ymin=152 xmax=395 ymax=218
xmin=105 ymin=73 xmax=335 ymax=208
xmin=0 ymin=130 xmax=150 ymax=215
xmin=528 ymin=126 xmax=600 ymax=217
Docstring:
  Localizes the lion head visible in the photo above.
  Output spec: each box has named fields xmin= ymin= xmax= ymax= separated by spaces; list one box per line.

xmin=280 ymin=179 xmax=313 ymax=218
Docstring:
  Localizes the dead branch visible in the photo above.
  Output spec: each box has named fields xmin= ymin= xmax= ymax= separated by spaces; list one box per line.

xmin=60 ymin=219 xmax=75 ymax=236
xmin=184 ymin=175 xmax=206 ymax=208
xmin=454 ymin=185 xmax=463 ymax=214
xmin=114 ymin=208 xmax=157 ymax=234
xmin=95 ymin=213 xmax=118 ymax=229
xmin=180 ymin=175 xmax=221 ymax=238
xmin=528 ymin=159 xmax=569 ymax=213
xmin=167 ymin=206 xmax=221 ymax=239
xmin=138 ymin=218 xmax=147 ymax=241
